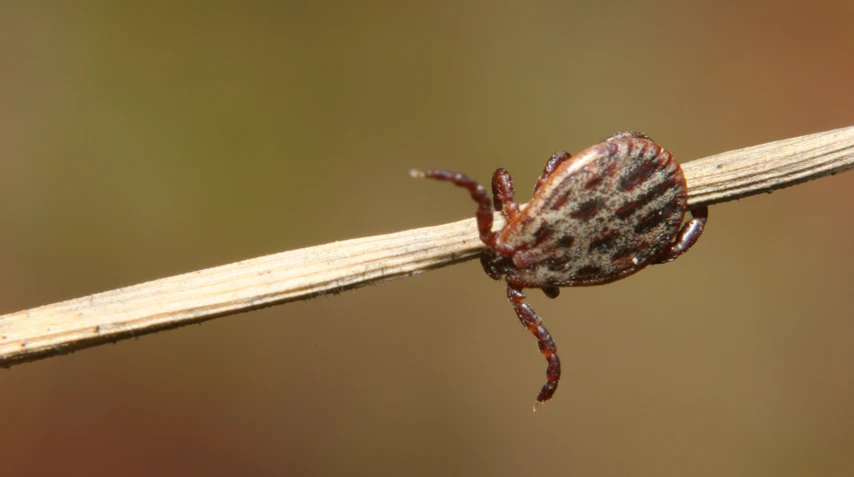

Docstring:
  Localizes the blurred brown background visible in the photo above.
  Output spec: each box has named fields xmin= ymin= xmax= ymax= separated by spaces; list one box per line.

xmin=1 ymin=2 xmax=853 ymax=476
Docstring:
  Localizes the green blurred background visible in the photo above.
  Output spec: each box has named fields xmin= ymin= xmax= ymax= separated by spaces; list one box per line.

xmin=2 ymin=2 xmax=853 ymax=476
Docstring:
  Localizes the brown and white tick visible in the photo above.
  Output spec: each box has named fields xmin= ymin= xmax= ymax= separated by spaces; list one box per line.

xmin=412 ymin=131 xmax=708 ymax=408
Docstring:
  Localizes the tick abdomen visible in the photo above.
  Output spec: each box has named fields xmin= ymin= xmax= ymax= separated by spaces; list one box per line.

xmin=501 ymin=137 xmax=688 ymax=287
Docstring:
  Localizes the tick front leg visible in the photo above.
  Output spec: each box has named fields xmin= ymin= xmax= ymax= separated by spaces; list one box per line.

xmin=491 ymin=168 xmax=521 ymax=222
xmin=653 ymin=206 xmax=709 ymax=264
xmin=506 ymin=283 xmax=561 ymax=409
xmin=533 ymin=151 xmax=572 ymax=195
xmin=413 ymin=169 xmax=497 ymax=248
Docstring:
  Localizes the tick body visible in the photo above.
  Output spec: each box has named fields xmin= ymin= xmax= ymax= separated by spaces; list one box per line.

xmin=413 ymin=131 xmax=708 ymax=407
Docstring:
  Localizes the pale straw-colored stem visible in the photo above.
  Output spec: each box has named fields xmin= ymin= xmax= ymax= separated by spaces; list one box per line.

xmin=2 ymin=126 xmax=853 ymax=366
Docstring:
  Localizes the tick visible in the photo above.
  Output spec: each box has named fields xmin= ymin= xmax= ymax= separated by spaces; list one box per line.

xmin=412 ymin=131 xmax=708 ymax=408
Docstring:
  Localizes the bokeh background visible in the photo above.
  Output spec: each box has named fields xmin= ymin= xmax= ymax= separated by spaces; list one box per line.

xmin=2 ymin=2 xmax=853 ymax=476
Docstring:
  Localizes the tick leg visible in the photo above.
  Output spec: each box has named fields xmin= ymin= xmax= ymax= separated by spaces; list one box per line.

xmin=533 ymin=151 xmax=572 ymax=195
xmin=416 ymin=169 xmax=497 ymax=247
xmin=507 ymin=283 xmax=561 ymax=408
xmin=653 ymin=206 xmax=709 ymax=264
xmin=492 ymin=168 xmax=520 ymax=222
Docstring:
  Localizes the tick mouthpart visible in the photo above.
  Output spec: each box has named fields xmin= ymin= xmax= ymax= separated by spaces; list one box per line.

xmin=409 ymin=169 xmax=426 ymax=178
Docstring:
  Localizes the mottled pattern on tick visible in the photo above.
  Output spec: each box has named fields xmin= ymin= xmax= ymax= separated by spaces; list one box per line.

xmin=498 ymin=137 xmax=687 ymax=287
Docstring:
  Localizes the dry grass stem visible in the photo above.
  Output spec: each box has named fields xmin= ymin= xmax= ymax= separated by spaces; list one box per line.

xmin=2 ymin=126 xmax=853 ymax=366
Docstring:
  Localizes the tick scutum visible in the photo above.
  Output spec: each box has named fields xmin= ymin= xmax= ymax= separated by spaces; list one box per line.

xmin=505 ymin=136 xmax=687 ymax=287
